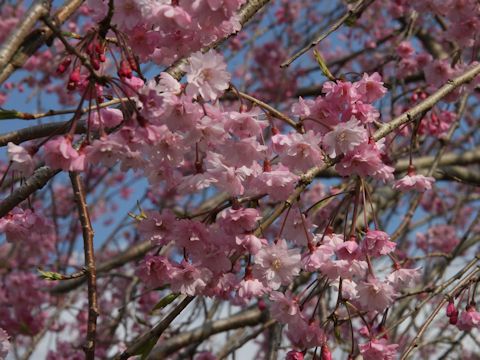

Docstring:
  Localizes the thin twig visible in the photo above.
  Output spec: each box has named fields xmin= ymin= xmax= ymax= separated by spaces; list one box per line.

xmin=232 ymin=88 xmax=299 ymax=130
xmin=69 ymin=171 xmax=98 ymax=360
xmin=280 ymin=0 xmax=375 ymax=68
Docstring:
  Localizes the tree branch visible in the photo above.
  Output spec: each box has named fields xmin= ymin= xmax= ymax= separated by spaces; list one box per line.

xmin=0 ymin=0 xmax=84 ymax=85
xmin=0 ymin=166 xmax=60 ymax=218
xmin=69 ymin=171 xmax=98 ymax=360
xmin=0 ymin=0 xmax=51 ymax=71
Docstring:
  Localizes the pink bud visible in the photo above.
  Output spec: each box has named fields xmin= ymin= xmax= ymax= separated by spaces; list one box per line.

xmin=91 ymin=58 xmax=100 ymax=70
xmin=118 ymin=60 xmax=132 ymax=79
xmin=446 ymin=301 xmax=456 ymax=317
xmin=286 ymin=350 xmax=304 ymax=360
xmin=321 ymin=344 xmax=332 ymax=360
xmin=449 ymin=309 xmax=459 ymax=325
xmin=56 ymin=56 xmax=72 ymax=75
xmin=257 ymin=299 xmax=266 ymax=311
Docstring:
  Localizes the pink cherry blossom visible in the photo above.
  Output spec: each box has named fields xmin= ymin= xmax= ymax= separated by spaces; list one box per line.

xmin=183 ymin=50 xmax=231 ymax=101
xmin=393 ymin=171 xmax=435 ymax=192
xmin=7 ymin=142 xmax=35 ymax=175
xmin=169 ymin=260 xmax=213 ymax=296
xmin=361 ymin=230 xmax=396 ymax=257
xmin=237 ymin=277 xmax=266 ymax=300
xmin=235 ymin=234 xmax=265 ymax=255
xmin=218 ymin=208 xmax=261 ymax=235
xmin=355 ymin=72 xmax=387 ymax=103
xmin=322 ymin=118 xmax=367 ymax=158
xmin=269 ymin=291 xmax=300 ymax=324
xmin=387 ymin=267 xmax=421 ymax=290
xmin=253 ymin=239 xmax=301 ymax=290
xmin=457 ymin=306 xmax=480 ymax=331
xmin=357 ymin=278 xmax=397 ymax=312
xmin=43 ymin=136 xmax=85 ymax=172
xmin=359 ymin=339 xmax=399 ymax=360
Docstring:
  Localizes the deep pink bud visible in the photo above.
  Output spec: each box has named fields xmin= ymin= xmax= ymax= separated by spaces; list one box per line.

xmin=67 ymin=67 xmax=81 ymax=90
xmin=99 ymin=53 xmax=106 ymax=62
xmin=449 ymin=309 xmax=459 ymax=325
xmin=446 ymin=301 xmax=456 ymax=317
xmin=91 ymin=58 xmax=100 ymax=70
xmin=56 ymin=56 xmax=72 ymax=75
xmin=95 ymin=42 xmax=104 ymax=54
xmin=118 ymin=60 xmax=132 ymax=79
xmin=286 ymin=350 xmax=304 ymax=360
xmin=257 ymin=299 xmax=266 ymax=311
xmin=321 ymin=344 xmax=332 ymax=360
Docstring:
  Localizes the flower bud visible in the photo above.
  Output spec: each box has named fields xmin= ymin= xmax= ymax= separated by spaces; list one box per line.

xmin=286 ymin=350 xmax=303 ymax=360
xmin=321 ymin=343 xmax=332 ymax=360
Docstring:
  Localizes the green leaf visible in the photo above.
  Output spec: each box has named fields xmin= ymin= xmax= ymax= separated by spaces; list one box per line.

xmin=151 ymin=293 xmax=178 ymax=313
xmin=313 ymin=49 xmax=336 ymax=81
xmin=0 ymin=109 xmax=22 ymax=120
xmin=138 ymin=337 xmax=158 ymax=359
xmin=37 ymin=269 xmax=64 ymax=281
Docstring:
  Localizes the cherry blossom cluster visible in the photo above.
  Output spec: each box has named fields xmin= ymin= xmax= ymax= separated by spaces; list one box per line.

xmin=86 ymin=0 xmax=246 ymax=65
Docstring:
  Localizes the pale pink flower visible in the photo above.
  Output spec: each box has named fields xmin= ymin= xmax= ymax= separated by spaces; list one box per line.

xmin=302 ymin=244 xmax=334 ymax=272
xmin=357 ymin=278 xmax=397 ymax=312
xmin=393 ymin=173 xmax=435 ymax=192
xmin=235 ymin=234 xmax=265 ymax=255
xmin=253 ymin=239 xmax=301 ymax=290
xmin=359 ymin=339 xmax=399 ymax=360
xmin=7 ymin=142 xmax=35 ymax=175
xmin=322 ymin=117 xmax=367 ymax=157
xmin=43 ymin=136 xmax=85 ymax=171
xmin=269 ymin=291 xmax=300 ymax=324
xmin=90 ymin=108 xmax=123 ymax=129
xmin=224 ymin=108 xmax=267 ymax=138
xmin=218 ymin=208 xmax=261 ymax=235
xmin=277 ymin=130 xmax=324 ymax=172
xmin=169 ymin=261 xmax=213 ymax=296
xmin=387 ymin=267 xmax=421 ymax=290
xmin=252 ymin=164 xmax=299 ymax=201
xmin=205 ymin=152 xmax=254 ymax=196
xmin=136 ymin=210 xmax=175 ymax=246
xmin=424 ymin=59 xmax=454 ymax=88
xmin=183 ymin=50 xmax=231 ymax=101
xmin=361 ymin=230 xmax=396 ymax=257
xmin=355 ymin=72 xmax=388 ymax=103
xmin=336 ymin=140 xmax=394 ymax=182
xmin=457 ymin=306 xmax=480 ymax=331
xmin=335 ymin=240 xmax=362 ymax=261
xmin=237 ymin=278 xmax=266 ymax=300
xmin=286 ymin=319 xmax=326 ymax=349
xmin=136 ymin=255 xmax=174 ymax=288
xmin=291 ymin=96 xmax=314 ymax=117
